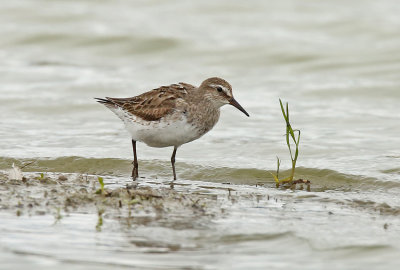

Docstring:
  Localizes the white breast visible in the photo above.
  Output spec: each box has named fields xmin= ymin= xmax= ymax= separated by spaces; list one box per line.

xmin=110 ymin=106 xmax=202 ymax=148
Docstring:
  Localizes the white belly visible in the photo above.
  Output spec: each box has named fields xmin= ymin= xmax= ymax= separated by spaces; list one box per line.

xmin=112 ymin=107 xmax=202 ymax=147
xmin=128 ymin=118 xmax=202 ymax=147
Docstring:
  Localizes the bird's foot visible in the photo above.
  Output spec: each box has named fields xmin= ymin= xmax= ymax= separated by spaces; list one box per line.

xmin=131 ymin=168 xmax=139 ymax=181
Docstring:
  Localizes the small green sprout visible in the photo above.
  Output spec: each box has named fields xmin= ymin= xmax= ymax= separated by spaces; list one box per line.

xmin=53 ymin=207 xmax=63 ymax=224
xmin=35 ymin=173 xmax=45 ymax=181
xmin=96 ymin=209 xmax=104 ymax=231
xmin=96 ymin=176 xmax=105 ymax=195
xmin=271 ymin=99 xmax=301 ymax=187
xmin=129 ymin=198 xmax=141 ymax=205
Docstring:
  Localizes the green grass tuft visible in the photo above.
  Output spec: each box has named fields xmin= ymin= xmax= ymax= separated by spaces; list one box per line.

xmin=271 ymin=99 xmax=301 ymax=187
xmin=96 ymin=177 xmax=105 ymax=195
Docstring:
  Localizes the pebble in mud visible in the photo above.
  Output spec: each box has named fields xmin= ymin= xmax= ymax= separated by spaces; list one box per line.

xmin=58 ymin=175 xmax=68 ymax=181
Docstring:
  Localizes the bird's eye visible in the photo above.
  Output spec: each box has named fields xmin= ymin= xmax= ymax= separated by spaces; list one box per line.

xmin=216 ymin=86 xmax=223 ymax=92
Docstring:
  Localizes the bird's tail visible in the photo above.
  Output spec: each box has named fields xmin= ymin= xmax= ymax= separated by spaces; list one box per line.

xmin=95 ymin=97 xmax=130 ymax=123
xmin=94 ymin=97 xmax=112 ymax=104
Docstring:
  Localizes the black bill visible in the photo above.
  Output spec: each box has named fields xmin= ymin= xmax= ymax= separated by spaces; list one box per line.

xmin=229 ymin=97 xmax=249 ymax=117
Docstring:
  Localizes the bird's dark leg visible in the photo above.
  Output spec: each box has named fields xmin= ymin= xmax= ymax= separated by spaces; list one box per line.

xmin=171 ymin=146 xmax=178 ymax=181
xmin=131 ymin=140 xmax=139 ymax=180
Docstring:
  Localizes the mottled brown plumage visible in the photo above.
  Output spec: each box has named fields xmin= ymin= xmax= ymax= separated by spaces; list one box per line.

xmin=99 ymin=83 xmax=194 ymax=121
xmin=96 ymin=77 xmax=249 ymax=181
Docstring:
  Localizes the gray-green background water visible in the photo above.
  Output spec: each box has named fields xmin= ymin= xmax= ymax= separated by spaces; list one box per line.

xmin=1 ymin=0 xmax=400 ymax=269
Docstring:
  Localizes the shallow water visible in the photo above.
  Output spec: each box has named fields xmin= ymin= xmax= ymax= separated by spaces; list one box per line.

xmin=1 ymin=0 xmax=400 ymax=269
xmin=1 ymin=171 xmax=400 ymax=270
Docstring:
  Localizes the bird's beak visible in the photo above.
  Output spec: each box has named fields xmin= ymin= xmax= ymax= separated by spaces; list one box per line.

xmin=229 ymin=97 xmax=249 ymax=117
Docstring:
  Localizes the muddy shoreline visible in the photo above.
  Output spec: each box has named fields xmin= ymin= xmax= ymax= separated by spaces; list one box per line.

xmin=1 ymin=169 xmax=400 ymax=269
xmin=0 ymin=171 xmax=225 ymax=231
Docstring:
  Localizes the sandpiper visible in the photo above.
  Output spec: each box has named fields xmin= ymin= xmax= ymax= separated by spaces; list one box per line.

xmin=96 ymin=77 xmax=249 ymax=180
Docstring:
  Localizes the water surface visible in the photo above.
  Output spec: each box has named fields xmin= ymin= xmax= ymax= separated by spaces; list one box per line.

xmin=1 ymin=0 xmax=400 ymax=269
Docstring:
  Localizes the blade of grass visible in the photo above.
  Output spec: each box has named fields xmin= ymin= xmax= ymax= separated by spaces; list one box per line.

xmin=96 ymin=176 xmax=105 ymax=195
xmin=273 ymin=99 xmax=301 ymax=185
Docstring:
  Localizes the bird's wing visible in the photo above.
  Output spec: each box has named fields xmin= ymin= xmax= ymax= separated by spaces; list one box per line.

xmin=96 ymin=83 xmax=194 ymax=121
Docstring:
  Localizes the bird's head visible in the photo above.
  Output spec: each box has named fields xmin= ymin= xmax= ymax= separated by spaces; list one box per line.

xmin=200 ymin=77 xmax=249 ymax=117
